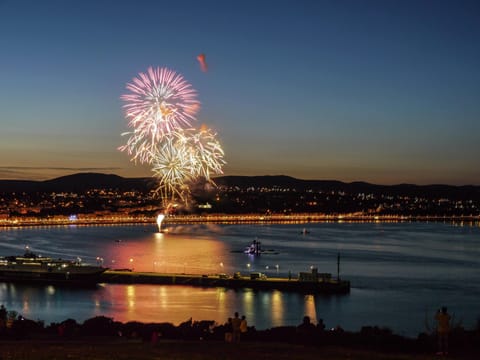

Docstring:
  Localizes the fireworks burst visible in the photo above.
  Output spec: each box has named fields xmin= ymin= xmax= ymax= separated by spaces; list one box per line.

xmin=151 ymin=135 xmax=195 ymax=205
xmin=119 ymin=66 xmax=225 ymax=210
xmin=119 ymin=67 xmax=200 ymax=163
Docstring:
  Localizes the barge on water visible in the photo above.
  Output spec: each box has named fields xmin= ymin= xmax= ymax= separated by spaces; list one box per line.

xmin=100 ymin=267 xmax=350 ymax=294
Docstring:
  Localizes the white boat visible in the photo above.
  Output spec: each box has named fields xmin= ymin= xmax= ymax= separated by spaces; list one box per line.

xmin=244 ymin=239 xmax=262 ymax=255
xmin=0 ymin=249 xmax=107 ymax=285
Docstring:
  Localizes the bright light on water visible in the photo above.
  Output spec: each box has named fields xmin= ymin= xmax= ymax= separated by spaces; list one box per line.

xmin=156 ymin=214 xmax=165 ymax=232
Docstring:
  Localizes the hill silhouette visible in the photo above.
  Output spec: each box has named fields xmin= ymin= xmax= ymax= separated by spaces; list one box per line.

xmin=0 ymin=173 xmax=479 ymax=200
xmin=0 ymin=173 xmax=154 ymax=193
xmin=213 ymin=175 xmax=480 ymax=200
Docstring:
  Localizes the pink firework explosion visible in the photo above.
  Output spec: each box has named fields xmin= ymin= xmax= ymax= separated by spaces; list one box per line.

xmin=121 ymin=67 xmax=200 ymax=148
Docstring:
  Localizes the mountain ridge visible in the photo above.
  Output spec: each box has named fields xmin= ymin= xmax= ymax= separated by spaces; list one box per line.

xmin=0 ymin=172 xmax=479 ymax=200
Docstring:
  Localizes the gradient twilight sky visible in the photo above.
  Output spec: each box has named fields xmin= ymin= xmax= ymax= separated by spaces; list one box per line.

xmin=0 ymin=0 xmax=479 ymax=185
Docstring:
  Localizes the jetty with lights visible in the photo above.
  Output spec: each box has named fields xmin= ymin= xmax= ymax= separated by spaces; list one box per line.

xmin=100 ymin=266 xmax=350 ymax=294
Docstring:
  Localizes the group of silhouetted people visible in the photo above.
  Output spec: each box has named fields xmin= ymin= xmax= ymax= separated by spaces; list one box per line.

xmin=1 ymin=299 xmax=454 ymax=355
xmin=224 ymin=312 xmax=248 ymax=343
xmin=294 ymin=307 xmax=452 ymax=356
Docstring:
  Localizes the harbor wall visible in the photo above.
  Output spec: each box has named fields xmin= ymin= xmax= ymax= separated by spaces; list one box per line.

xmin=100 ymin=270 xmax=351 ymax=294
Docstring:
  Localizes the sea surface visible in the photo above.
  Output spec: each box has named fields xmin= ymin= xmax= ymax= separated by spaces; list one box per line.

xmin=1 ymin=221 xmax=479 ymax=338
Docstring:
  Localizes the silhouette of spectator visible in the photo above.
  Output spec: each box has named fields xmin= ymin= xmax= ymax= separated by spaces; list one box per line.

xmin=297 ymin=315 xmax=316 ymax=343
xmin=0 ymin=304 xmax=7 ymax=329
xmin=297 ymin=316 xmax=315 ymax=331
xmin=5 ymin=310 xmax=16 ymax=329
xmin=58 ymin=323 xmax=66 ymax=337
xmin=224 ymin=318 xmax=233 ymax=343
xmin=232 ymin=312 xmax=242 ymax=343
xmin=240 ymin=315 xmax=248 ymax=334
xmin=151 ymin=330 xmax=159 ymax=345
xmin=317 ymin=318 xmax=325 ymax=332
xmin=435 ymin=306 xmax=451 ymax=355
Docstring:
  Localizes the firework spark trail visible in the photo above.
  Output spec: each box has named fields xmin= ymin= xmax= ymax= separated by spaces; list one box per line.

xmin=119 ymin=66 xmax=225 ymax=209
xmin=119 ymin=129 xmax=156 ymax=164
xmin=185 ymin=127 xmax=225 ymax=180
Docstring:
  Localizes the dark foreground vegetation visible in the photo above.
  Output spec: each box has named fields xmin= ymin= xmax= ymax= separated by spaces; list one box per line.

xmin=1 ymin=315 xmax=480 ymax=359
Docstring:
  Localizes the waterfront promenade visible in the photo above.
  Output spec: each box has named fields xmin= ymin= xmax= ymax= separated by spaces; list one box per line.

xmin=1 ymin=213 xmax=479 ymax=227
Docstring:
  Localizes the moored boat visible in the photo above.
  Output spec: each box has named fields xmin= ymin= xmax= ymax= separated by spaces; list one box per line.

xmin=0 ymin=248 xmax=107 ymax=286
xmin=243 ymin=239 xmax=279 ymax=255
xmin=244 ymin=238 xmax=262 ymax=254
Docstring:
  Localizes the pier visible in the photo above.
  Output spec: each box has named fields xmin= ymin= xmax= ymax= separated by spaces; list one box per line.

xmin=99 ymin=269 xmax=350 ymax=294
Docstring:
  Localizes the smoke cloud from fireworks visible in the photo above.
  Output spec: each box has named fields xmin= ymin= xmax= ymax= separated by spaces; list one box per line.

xmin=119 ymin=66 xmax=225 ymax=208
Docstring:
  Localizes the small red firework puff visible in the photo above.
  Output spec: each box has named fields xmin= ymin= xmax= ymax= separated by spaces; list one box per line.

xmin=197 ymin=53 xmax=208 ymax=72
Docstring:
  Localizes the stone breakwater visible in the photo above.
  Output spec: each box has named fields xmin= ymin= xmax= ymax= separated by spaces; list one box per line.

xmin=99 ymin=270 xmax=351 ymax=294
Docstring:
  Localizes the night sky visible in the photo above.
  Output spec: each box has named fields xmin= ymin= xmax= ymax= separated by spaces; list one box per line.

xmin=0 ymin=0 xmax=479 ymax=185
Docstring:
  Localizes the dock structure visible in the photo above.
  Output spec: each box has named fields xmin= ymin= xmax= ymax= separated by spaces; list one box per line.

xmin=99 ymin=268 xmax=350 ymax=294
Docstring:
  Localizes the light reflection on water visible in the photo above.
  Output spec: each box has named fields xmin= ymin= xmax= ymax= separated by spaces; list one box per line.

xmin=1 ymin=281 xmax=319 ymax=331
xmin=109 ymin=231 xmax=229 ymax=274
xmin=1 ymin=222 xmax=480 ymax=337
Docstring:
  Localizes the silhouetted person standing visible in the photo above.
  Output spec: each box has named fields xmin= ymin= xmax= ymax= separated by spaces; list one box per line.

xmin=0 ymin=304 xmax=6 ymax=330
xmin=435 ymin=306 xmax=451 ymax=355
xmin=224 ymin=318 xmax=233 ymax=343
xmin=297 ymin=315 xmax=316 ymax=344
xmin=240 ymin=315 xmax=247 ymax=332
xmin=232 ymin=312 xmax=242 ymax=343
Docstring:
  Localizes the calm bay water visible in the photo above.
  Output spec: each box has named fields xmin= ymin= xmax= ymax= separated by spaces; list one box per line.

xmin=1 ymin=222 xmax=479 ymax=337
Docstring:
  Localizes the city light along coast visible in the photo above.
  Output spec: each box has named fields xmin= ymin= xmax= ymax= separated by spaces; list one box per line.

xmin=1 ymin=213 xmax=479 ymax=228
xmin=100 ymin=267 xmax=351 ymax=295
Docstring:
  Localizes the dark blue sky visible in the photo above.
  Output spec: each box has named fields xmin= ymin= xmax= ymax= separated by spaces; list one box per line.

xmin=0 ymin=0 xmax=479 ymax=184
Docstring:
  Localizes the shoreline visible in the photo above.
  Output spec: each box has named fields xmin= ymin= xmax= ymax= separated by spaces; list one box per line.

xmin=1 ymin=213 xmax=479 ymax=228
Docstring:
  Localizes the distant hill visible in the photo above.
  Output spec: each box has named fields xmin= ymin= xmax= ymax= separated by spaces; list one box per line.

xmin=214 ymin=175 xmax=480 ymax=200
xmin=0 ymin=173 xmax=479 ymax=200
xmin=0 ymin=173 xmax=155 ymax=193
